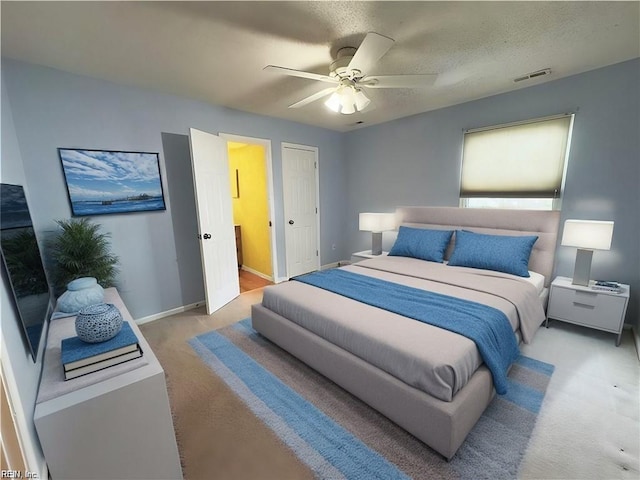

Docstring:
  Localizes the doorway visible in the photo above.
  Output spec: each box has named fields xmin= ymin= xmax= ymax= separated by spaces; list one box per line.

xmin=222 ymin=134 xmax=276 ymax=292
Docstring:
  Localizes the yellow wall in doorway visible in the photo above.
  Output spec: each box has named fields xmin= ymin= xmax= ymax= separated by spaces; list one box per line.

xmin=228 ymin=143 xmax=272 ymax=277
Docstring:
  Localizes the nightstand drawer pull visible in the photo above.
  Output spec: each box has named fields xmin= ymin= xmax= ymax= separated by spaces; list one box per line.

xmin=573 ymin=291 xmax=598 ymax=306
xmin=573 ymin=302 xmax=595 ymax=309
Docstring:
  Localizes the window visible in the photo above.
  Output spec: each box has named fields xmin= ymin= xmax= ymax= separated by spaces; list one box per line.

xmin=459 ymin=114 xmax=574 ymax=210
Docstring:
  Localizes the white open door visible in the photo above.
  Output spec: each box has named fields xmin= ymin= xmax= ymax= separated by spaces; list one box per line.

xmin=189 ymin=128 xmax=239 ymax=314
xmin=282 ymin=143 xmax=320 ymax=278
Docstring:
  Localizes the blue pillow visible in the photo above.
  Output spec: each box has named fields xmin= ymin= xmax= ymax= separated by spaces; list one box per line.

xmin=447 ymin=230 xmax=538 ymax=277
xmin=388 ymin=226 xmax=454 ymax=263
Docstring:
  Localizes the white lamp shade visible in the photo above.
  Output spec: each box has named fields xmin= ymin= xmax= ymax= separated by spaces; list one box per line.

xmin=359 ymin=213 xmax=396 ymax=232
xmin=561 ymin=219 xmax=614 ymax=250
xmin=324 ymin=91 xmax=342 ymax=112
xmin=341 ymin=101 xmax=356 ymax=115
xmin=353 ymin=89 xmax=371 ymax=111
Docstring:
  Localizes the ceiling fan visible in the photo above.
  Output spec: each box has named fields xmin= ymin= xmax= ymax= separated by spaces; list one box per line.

xmin=264 ymin=32 xmax=437 ymax=115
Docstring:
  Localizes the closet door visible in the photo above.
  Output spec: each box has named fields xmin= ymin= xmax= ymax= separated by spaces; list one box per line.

xmin=282 ymin=143 xmax=320 ymax=278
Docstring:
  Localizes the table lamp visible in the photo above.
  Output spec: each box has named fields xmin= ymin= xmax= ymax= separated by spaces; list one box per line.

xmin=359 ymin=213 xmax=396 ymax=256
xmin=561 ymin=219 xmax=614 ymax=286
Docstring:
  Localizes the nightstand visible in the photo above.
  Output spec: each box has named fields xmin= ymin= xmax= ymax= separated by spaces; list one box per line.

xmin=350 ymin=250 xmax=389 ymax=263
xmin=546 ymin=276 xmax=630 ymax=346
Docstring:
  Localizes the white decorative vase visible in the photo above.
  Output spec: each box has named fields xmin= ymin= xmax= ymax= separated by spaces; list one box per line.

xmin=57 ymin=277 xmax=104 ymax=313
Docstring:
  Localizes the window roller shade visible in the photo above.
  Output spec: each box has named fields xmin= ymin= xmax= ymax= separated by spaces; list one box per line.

xmin=460 ymin=115 xmax=572 ymax=198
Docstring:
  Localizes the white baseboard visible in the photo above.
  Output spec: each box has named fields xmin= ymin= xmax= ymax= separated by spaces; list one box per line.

xmin=321 ymin=262 xmax=340 ymax=270
xmin=135 ymin=301 xmax=204 ymax=325
xmin=321 ymin=260 xmax=351 ymax=270
xmin=240 ymin=265 xmax=273 ymax=281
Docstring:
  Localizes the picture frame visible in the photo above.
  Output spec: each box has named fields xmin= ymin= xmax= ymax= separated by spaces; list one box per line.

xmin=58 ymin=148 xmax=167 ymax=216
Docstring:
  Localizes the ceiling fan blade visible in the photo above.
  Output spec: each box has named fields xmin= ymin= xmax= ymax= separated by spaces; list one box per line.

xmin=288 ymin=87 xmax=336 ymax=108
xmin=360 ymin=74 xmax=438 ymax=89
xmin=264 ymin=65 xmax=337 ymax=84
xmin=347 ymin=32 xmax=395 ymax=74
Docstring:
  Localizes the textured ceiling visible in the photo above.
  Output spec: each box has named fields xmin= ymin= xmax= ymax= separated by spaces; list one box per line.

xmin=2 ymin=1 xmax=639 ymax=132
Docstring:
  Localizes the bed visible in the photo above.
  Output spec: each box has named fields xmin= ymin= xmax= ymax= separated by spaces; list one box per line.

xmin=251 ymin=206 xmax=560 ymax=460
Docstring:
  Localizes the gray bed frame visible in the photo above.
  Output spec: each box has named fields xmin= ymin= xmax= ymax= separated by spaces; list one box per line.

xmin=252 ymin=206 xmax=560 ymax=460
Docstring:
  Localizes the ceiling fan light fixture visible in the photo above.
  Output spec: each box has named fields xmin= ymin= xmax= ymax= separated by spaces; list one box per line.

xmin=324 ymin=85 xmax=370 ymax=115
xmin=324 ymin=91 xmax=342 ymax=112
xmin=341 ymin=86 xmax=357 ymax=114
xmin=341 ymin=100 xmax=356 ymax=115
xmin=353 ymin=88 xmax=371 ymax=111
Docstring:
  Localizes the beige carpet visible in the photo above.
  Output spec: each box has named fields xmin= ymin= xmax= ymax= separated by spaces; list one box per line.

xmin=140 ymin=289 xmax=313 ymax=480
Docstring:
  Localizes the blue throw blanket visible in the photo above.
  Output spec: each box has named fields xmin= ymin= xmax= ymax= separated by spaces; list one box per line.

xmin=294 ymin=269 xmax=519 ymax=394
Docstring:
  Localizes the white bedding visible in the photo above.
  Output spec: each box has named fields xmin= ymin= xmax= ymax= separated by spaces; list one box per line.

xmin=261 ymin=256 xmax=546 ymax=402
xmin=441 ymin=261 xmax=545 ymax=294
xmin=525 ymin=270 xmax=545 ymax=294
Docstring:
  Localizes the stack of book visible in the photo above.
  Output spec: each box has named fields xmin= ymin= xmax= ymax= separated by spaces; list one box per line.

xmin=591 ymin=280 xmax=622 ymax=293
xmin=61 ymin=321 xmax=142 ymax=380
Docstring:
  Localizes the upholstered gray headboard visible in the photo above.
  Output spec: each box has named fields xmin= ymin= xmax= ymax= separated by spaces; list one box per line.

xmin=395 ymin=206 xmax=561 ymax=287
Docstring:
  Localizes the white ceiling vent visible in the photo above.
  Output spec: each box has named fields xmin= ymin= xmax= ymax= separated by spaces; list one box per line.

xmin=513 ymin=68 xmax=552 ymax=83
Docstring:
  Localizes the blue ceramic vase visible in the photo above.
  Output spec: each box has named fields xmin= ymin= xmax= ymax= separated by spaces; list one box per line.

xmin=57 ymin=277 xmax=104 ymax=313
xmin=75 ymin=303 xmax=123 ymax=343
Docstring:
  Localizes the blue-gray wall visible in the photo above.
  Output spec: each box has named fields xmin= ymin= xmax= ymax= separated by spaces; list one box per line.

xmin=345 ymin=58 xmax=640 ymax=326
xmin=1 ymin=59 xmax=347 ymax=319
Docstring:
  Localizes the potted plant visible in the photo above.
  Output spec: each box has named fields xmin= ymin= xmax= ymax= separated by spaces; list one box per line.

xmin=50 ymin=218 xmax=119 ymax=293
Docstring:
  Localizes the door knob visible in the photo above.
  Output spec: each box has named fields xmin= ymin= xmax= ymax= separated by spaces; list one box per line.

xmin=203 ymin=233 xmax=212 ymax=239
xmin=288 ymin=220 xmax=294 ymax=225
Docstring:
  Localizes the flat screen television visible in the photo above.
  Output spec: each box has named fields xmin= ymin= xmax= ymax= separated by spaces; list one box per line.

xmin=1 ymin=183 xmax=53 ymax=361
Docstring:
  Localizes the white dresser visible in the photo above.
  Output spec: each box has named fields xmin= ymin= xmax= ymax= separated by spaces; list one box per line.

xmin=34 ymin=288 xmax=182 ymax=479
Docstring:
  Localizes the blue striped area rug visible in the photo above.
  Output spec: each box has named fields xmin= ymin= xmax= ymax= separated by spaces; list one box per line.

xmin=190 ymin=318 xmax=554 ymax=480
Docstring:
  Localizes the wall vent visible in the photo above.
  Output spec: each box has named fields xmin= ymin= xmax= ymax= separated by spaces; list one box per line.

xmin=514 ymin=68 xmax=551 ymax=83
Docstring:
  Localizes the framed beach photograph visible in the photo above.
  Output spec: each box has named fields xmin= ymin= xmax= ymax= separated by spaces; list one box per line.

xmin=58 ymin=148 xmax=166 ymax=216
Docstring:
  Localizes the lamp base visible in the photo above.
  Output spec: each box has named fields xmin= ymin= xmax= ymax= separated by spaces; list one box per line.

xmin=371 ymin=232 xmax=383 ymax=256
xmin=572 ymin=248 xmax=593 ymax=286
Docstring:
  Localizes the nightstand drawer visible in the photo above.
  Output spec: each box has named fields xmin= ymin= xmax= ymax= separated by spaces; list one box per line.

xmin=548 ymin=287 xmax=626 ymax=332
